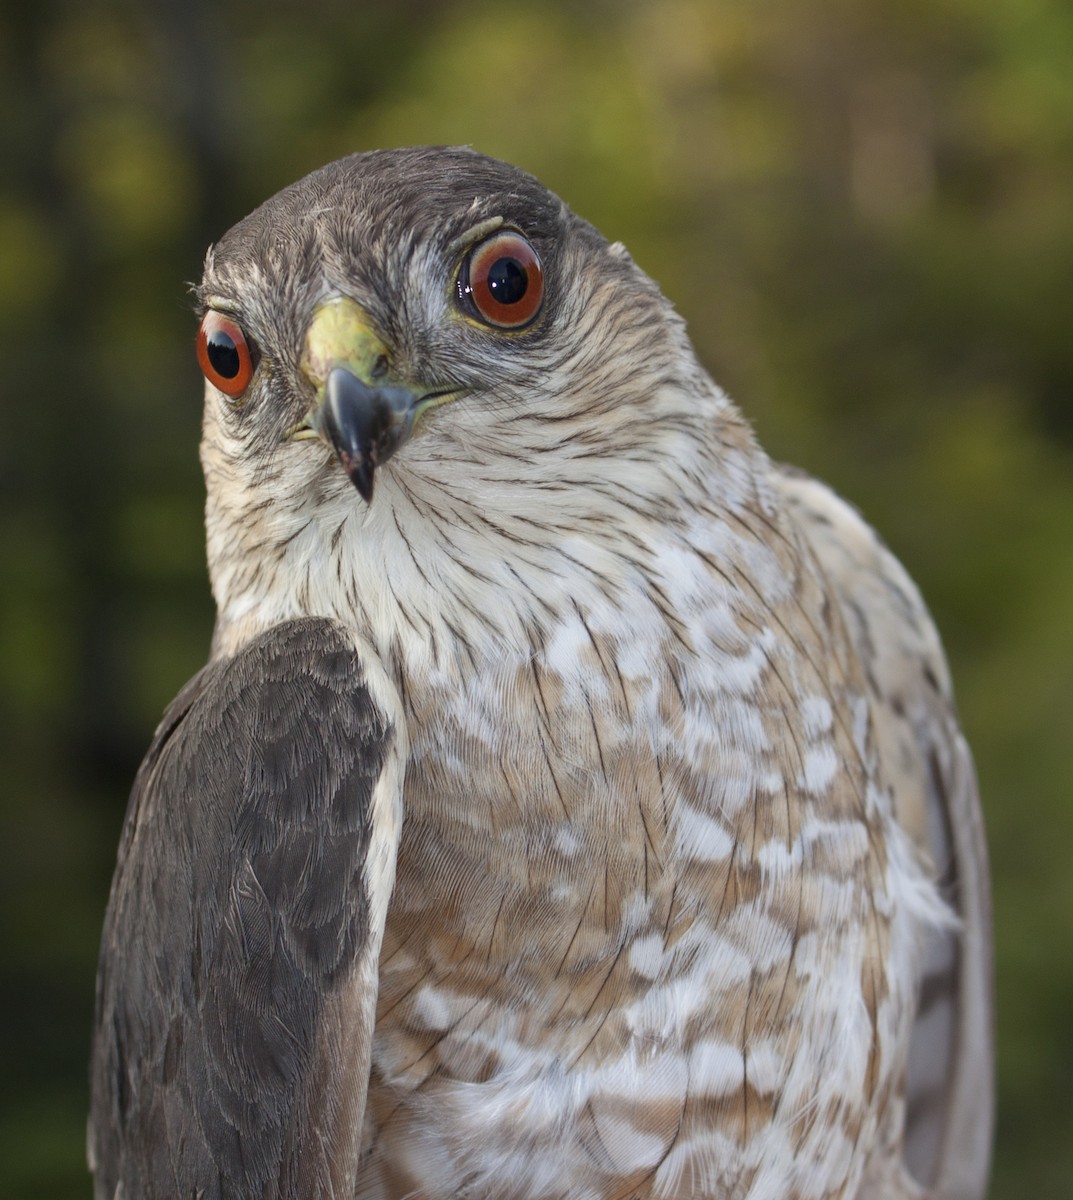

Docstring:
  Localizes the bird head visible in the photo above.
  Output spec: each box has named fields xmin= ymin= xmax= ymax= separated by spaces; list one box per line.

xmin=195 ymin=147 xmax=745 ymax=651
xmin=198 ymin=147 xmax=725 ymax=491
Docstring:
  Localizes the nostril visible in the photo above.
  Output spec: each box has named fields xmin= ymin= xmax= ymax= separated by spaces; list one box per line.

xmin=372 ymin=354 xmax=389 ymax=380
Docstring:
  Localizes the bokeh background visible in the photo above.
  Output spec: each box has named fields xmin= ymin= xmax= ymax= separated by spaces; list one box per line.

xmin=2 ymin=0 xmax=1071 ymax=1195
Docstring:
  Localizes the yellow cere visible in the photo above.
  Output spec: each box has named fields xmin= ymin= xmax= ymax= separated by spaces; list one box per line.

xmin=300 ymin=297 xmax=393 ymax=390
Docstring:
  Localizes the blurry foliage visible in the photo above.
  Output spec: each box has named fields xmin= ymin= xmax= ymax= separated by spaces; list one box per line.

xmin=1 ymin=0 xmax=1070 ymax=1194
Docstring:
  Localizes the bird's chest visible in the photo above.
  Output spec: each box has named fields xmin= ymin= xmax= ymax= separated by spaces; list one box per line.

xmin=381 ymin=618 xmax=679 ymax=935
xmin=357 ymin=583 xmax=891 ymax=1199
xmin=377 ymin=643 xmax=679 ymax=1037
xmin=362 ymin=642 xmax=695 ymax=1194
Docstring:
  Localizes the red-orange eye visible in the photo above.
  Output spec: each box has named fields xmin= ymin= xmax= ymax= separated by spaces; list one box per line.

xmin=196 ymin=311 xmax=256 ymax=399
xmin=459 ymin=232 xmax=544 ymax=329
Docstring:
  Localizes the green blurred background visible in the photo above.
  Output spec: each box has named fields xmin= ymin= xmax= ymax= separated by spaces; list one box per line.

xmin=2 ymin=0 xmax=1071 ymax=1195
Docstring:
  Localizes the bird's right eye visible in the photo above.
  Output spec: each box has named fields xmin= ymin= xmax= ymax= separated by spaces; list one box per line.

xmin=196 ymin=311 xmax=256 ymax=400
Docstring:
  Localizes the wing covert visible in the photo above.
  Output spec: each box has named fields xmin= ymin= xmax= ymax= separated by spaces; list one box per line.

xmin=89 ymin=618 xmax=403 ymax=1200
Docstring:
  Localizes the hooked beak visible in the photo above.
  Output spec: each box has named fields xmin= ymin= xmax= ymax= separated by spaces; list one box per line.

xmin=296 ymin=297 xmax=449 ymax=502
xmin=314 ymin=369 xmax=416 ymax=503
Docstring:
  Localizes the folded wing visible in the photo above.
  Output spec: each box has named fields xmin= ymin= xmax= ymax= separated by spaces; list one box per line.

xmin=89 ymin=618 xmax=402 ymax=1200
xmin=776 ymin=468 xmax=994 ymax=1200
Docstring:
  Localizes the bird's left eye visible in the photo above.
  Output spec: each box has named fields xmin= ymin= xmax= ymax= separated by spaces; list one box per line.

xmin=196 ymin=311 xmax=257 ymax=400
xmin=458 ymin=232 xmax=544 ymax=329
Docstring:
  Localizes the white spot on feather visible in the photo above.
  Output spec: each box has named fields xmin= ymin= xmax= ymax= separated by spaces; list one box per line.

xmin=691 ymin=1039 xmax=745 ymax=1097
xmin=411 ymin=986 xmax=454 ymax=1031
xmin=801 ymin=695 xmax=834 ymax=736
xmin=675 ymin=804 xmax=735 ymax=862
xmin=588 ymin=1114 xmax=667 ymax=1172
xmin=800 ymin=743 xmax=838 ymax=794
xmin=553 ymin=823 xmax=582 ymax=857
xmin=629 ymin=932 xmax=665 ymax=980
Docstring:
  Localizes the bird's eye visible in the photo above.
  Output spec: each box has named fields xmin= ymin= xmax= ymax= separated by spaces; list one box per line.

xmin=196 ymin=311 xmax=257 ymax=399
xmin=458 ymin=232 xmax=544 ymax=329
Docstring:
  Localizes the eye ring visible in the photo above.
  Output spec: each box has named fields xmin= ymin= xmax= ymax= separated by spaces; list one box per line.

xmin=458 ymin=232 xmax=544 ymax=329
xmin=196 ymin=311 xmax=257 ymax=399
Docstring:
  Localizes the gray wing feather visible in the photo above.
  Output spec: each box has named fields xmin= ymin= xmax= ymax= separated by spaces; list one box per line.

xmin=905 ymin=727 xmax=994 ymax=1200
xmin=89 ymin=618 xmax=397 ymax=1200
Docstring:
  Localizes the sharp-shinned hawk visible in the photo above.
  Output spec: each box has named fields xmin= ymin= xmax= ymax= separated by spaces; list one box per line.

xmin=89 ymin=147 xmax=993 ymax=1200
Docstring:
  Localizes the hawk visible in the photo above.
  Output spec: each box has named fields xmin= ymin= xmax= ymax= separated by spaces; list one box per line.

xmin=89 ymin=147 xmax=993 ymax=1199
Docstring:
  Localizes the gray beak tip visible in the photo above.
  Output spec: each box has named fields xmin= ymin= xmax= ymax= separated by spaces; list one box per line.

xmin=318 ymin=368 xmax=415 ymax=502
xmin=342 ymin=455 xmax=376 ymax=503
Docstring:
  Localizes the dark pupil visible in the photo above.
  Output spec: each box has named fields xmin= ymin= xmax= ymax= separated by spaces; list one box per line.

xmin=486 ymin=257 xmax=528 ymax=305
xmin=206 ymin=330 xmax=240 ymax=378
